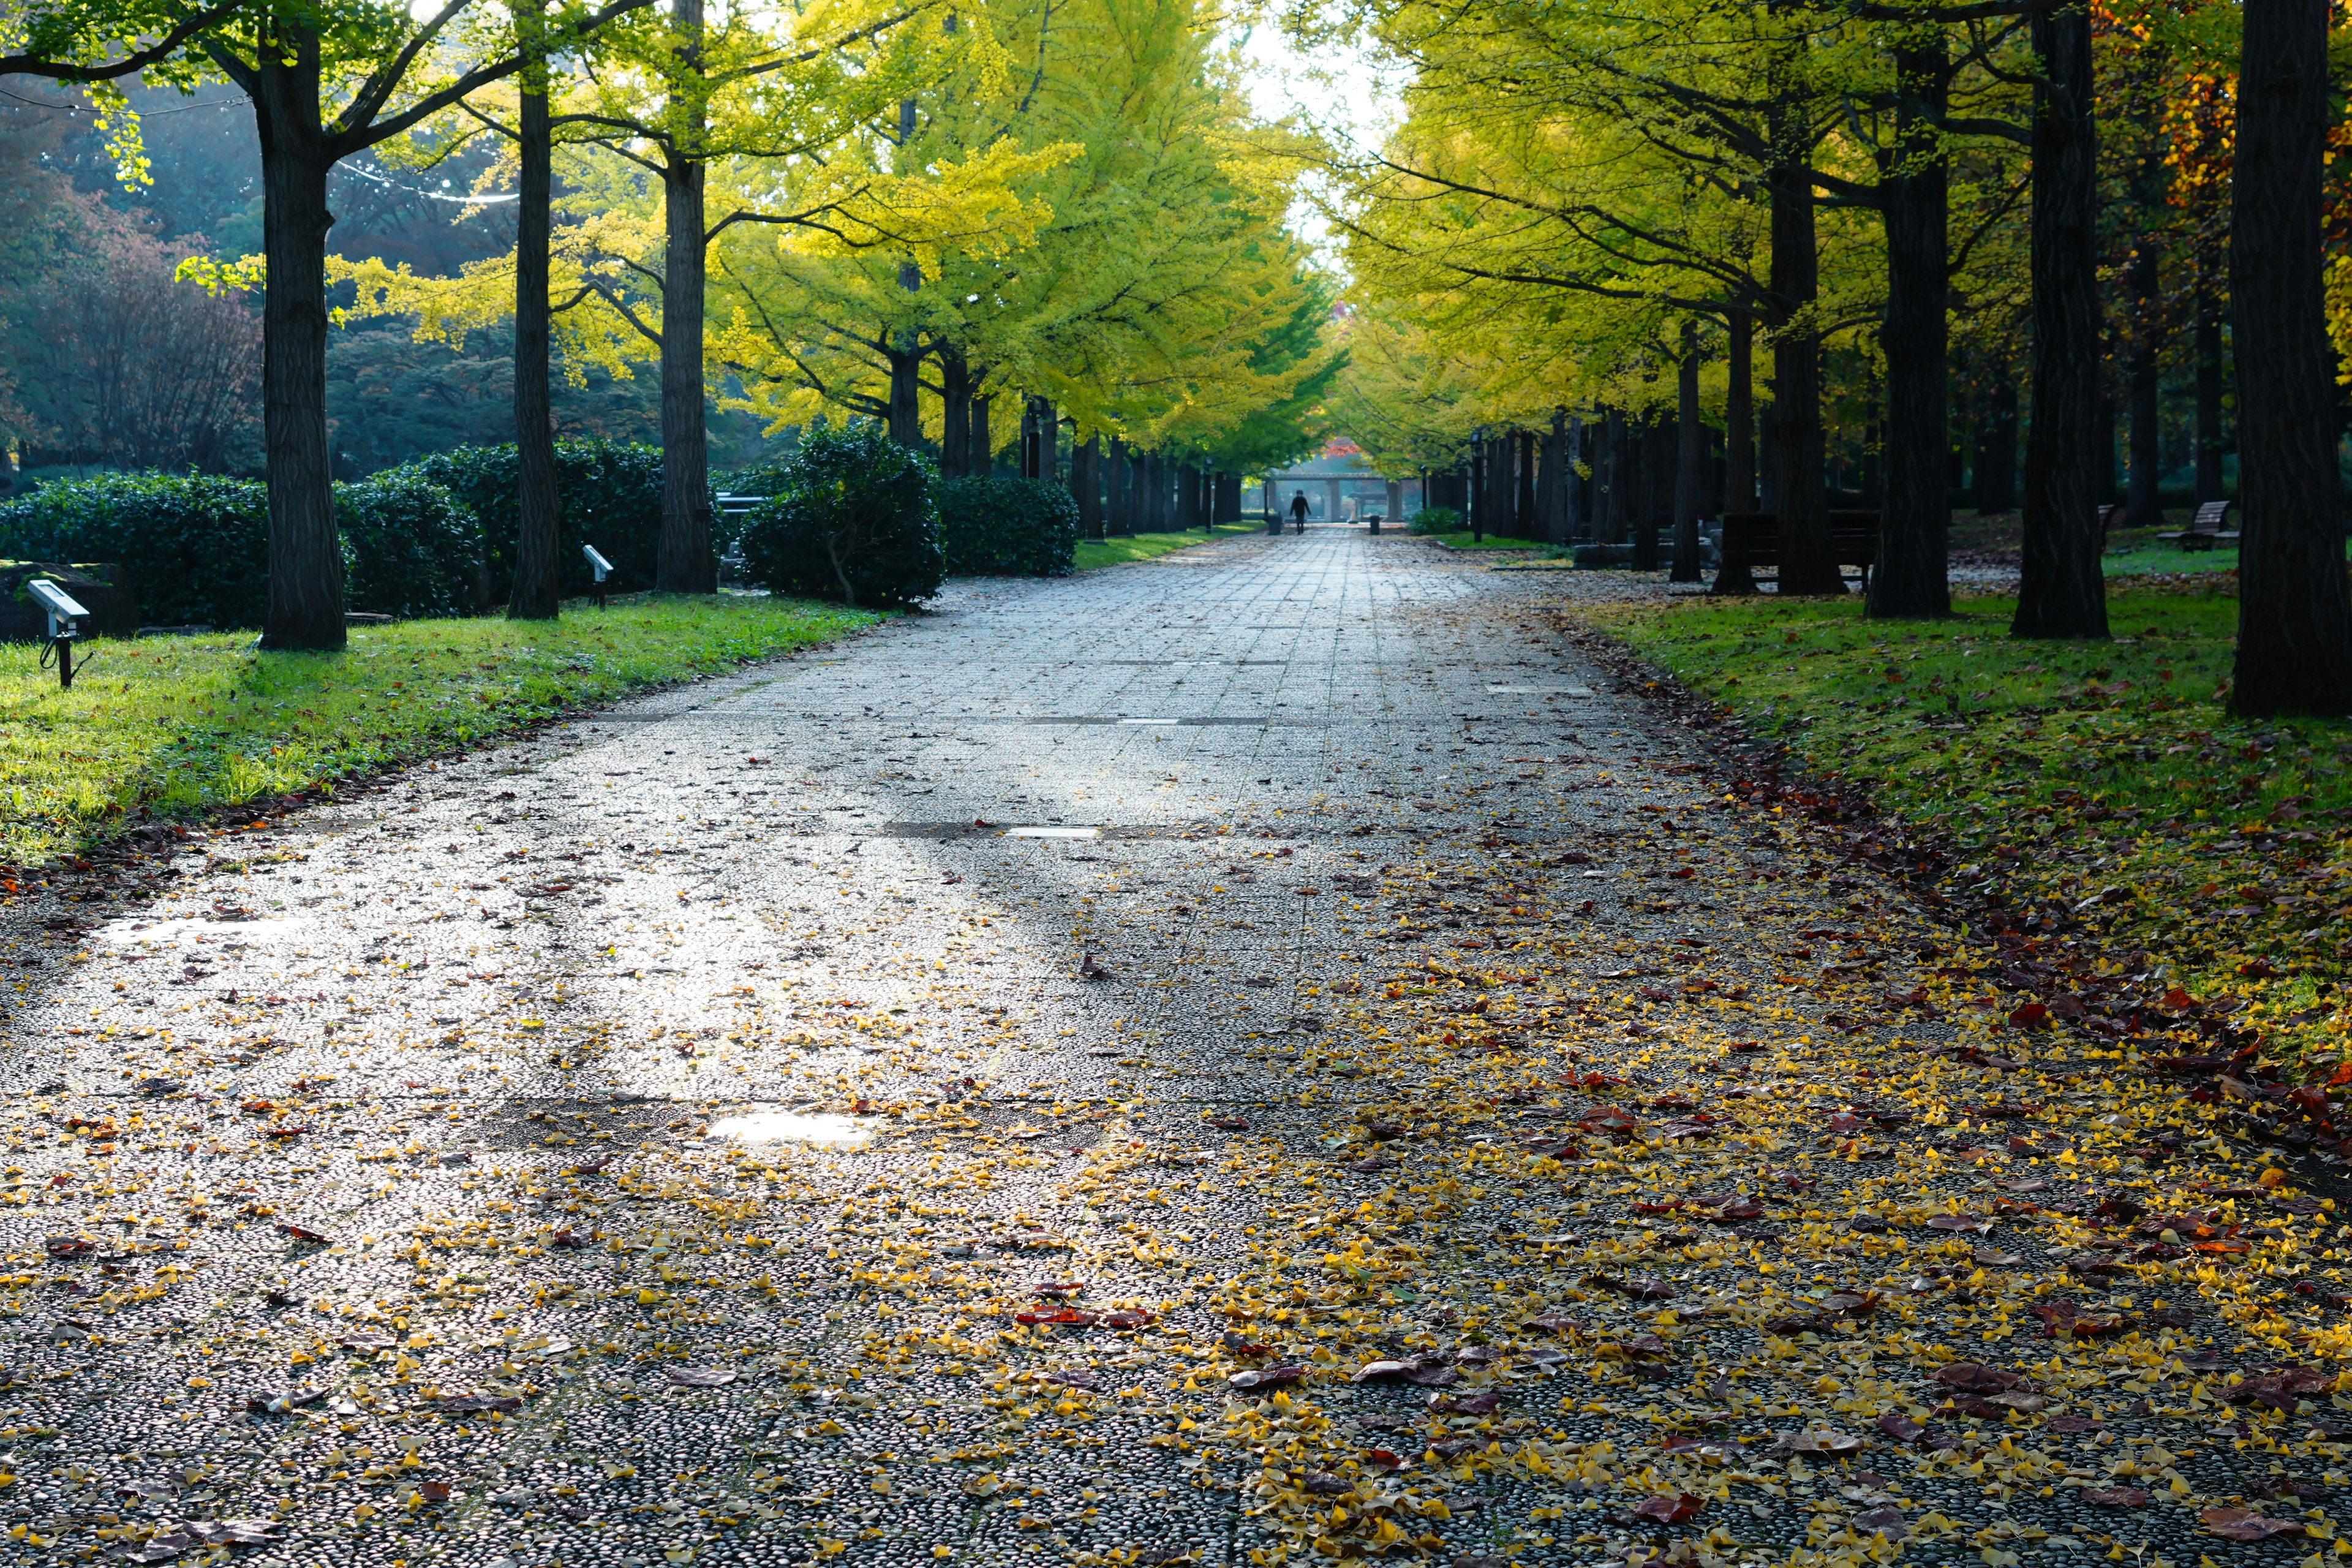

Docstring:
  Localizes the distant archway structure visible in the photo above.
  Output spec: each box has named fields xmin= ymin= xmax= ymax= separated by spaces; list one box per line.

xmin=1257 ymin=442 xmax=1421 ymax=524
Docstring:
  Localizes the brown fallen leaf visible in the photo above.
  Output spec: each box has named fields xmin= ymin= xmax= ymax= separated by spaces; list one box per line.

xmin=1875 ymin=1412 xmax=1928 ymax=1443
xmin=1229 ymin=1365 xmax=1307 ymax=1390
xmin=1630 ymin=1493 xmax=1703 ymax=1525
xmin=2082 ymin=1487 xmax=2147 ymax=1508
xmin=1589 ymin=1273 xmax=1676 ymax=1300
xmin=2201 ymin=1507 xmax=2304 ymax=1542
xmin=1932 ymin=1362 xmax=2023 ymax=1393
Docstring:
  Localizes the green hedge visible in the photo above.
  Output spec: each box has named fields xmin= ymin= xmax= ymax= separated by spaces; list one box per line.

xmin=1408 ymin=505 xmax=1462 ymax=537
xmin=741 ymin=424 xmax=943 ymax=608
xmin=406 ymin=440 xmax=664 ymax=597
xmin=938 ymin=476 xmax=1077 ymax=577
xmin=337 ymin=471 xmax=484 ymax=619
xmin=0 ymin=472 xmax=271 ymax=629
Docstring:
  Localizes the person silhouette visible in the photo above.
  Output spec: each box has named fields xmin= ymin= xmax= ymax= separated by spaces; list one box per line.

xmin=1289 ymin=491 xmax=1310 ymax=533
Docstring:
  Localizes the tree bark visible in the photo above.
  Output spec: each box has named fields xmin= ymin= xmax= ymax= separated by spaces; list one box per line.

xmin=940 ymin=347 xmax=970 ymax=477
xmin=1566 ymin=413 xmax=1585 ymax=538
xmin=1540 ymin=409 xmax=1566 ymax=546
xmin=1870 ymin=31 xmax=1951 ymax=618
xmin=1105 ymin=436 xmax=1128 ymax=533
xmin=2013 ymin=0 xmax=2106 ymax=637
xmin=1144 ymin=451 xmax=1165 ymax=531
xmin=888 ymin=261 xmax=922 ymax=448
xmin=1469 ymin=438 xmax=1486 ymax=540
xmin=2124 ymin=243 xmax=2164 ymax=527
xmin=655 ymin=0 xmax=713 ymax=594
xmin=1727 ymin=312 xmax=1755 ymax=513
xmin=1602 ymin=409 xmax=1626 ymax=540
xmin=254 ymin=21 xmax=345 ymax=650
xmin=1074 ymin=433 xmax=1101 ymax=538
xmin=508 ymin=34 xmax=560 ymax=622
xmin=2195 ymin=262 xmax=2226 ymax=502
xmin=1035 ymin=398 xmax=1057 ymax=483
xmin=1635 ymin=414 xmax=1668 ymax=571
xmin=970 ymin=391 xmax=992 ymax=476
xmin=1515 ymin=429 xmax=1536 ymax=539
xmin=1766 ymin=26 xmax=1839 ymax=595
xmin=1672 ymin=324 xmax=1705 ymax=582
xmin=2232 ymin=0 xmax=2352 ymax=714
xmin=1177 ymin=462 xmax=1202 ymax=530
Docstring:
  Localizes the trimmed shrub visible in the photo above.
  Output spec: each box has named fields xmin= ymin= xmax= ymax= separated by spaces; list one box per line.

xmin=937 ymin=476 xmax=1077 ymax=577
xmin=405 ymin=440 xmax=665 ymax=598
xmin=0 ymin=472 xmax=269 ymax=629
xmin=740 ymin=424 xmax=943 ymax=608
xmin=1407 ymin=506 xmax=1462 ymax=537
xmin=337 ymin=472 xmax=485 ymax=619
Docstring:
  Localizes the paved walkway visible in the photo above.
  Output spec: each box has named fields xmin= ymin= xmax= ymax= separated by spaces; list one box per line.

xmin=0 ymin=529 xmax=2328 ymax=1568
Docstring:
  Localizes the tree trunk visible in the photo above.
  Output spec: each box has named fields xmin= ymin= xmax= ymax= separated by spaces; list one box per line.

xmin=2233 ymin=0 xmax=2352 ymax=714
xmin=1727 ymin=312 xmax=1756 ymax=513
xmin=1566 ymin=413 xmax=1585 ymax=538
xmin=1635 ymin=414 xmax=1668 ymax=571
xmin=1672 ymin=324 xmax=1705 ymax=582
xmin=508 ymin=41 xmax=560 ymax=622
xmin=1539 ymin=409 xmax=1566 ymax=546
xmin=970 ymin=391 xmax=992 ymax=475
xmin=2014 ymin=0 xmax=2106 ymax=638
xmin=1073 ymin=434 xmax=1101 ymax=538
xmin=1602 ymin=409 xmax=1626 ymax=540
xmin=888 ymin=262 xmax=922 ymax=449
xmin=1145 ymin=451 xmax=1165 ymax=530
xmin=1215 ymin=471 xmax=1240 ymax=524
xmin=940 ymin=347 xmax=971 ymax=477
xmin=1177 ymin=462 xmax=1202 ymax=530
xmin=1106 ymin=436 xmax=1129 ymax=533
xmin=1870 ymin=31 xmax=1951 ymax=618
xmin=1766 ymin=38 xmax=1839 ymax=595
xmin=254 ymin=23 xmax=345 ymax=650
xmin=1757 ymin=398 xmax=1779 ymax=513
xmin=1035 ymin=399 xmax=1057 ymax=483
xmin=2124 ymin=244 xmax=2164 ymax=527
xmin=2196 ymin=262 xmax=2226 ymax=502
xmin=1468 ymin=439 xmax=1486 ymax=540
xmin=655 ymin=0 xmax=713 ymax=595
xmin=1515 ymin=429 xmax=1536 ymax=538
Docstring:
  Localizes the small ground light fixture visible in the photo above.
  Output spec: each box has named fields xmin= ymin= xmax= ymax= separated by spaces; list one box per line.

xmin=27 ymin=578 xmax=89 ymax=689
xmin=583 ymin=545 xmax=614 ymax=609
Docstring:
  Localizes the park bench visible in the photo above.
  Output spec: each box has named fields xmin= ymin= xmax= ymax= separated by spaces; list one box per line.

xmin=2155 ymin=499 xmax=2239 ymax=550
xmin=1716 ymin=510 xmax=1880 ymax=592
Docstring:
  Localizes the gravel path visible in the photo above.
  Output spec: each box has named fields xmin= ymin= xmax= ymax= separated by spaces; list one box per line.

xmin=0 ymin=529 xmax=2338 ymax=1568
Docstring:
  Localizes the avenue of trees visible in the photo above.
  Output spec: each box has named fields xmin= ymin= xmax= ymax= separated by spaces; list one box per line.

xmin=0 ymin=0 xmax=1336 ymax=644
xmin=1314 ymin=0 xmax=2352 ymax=714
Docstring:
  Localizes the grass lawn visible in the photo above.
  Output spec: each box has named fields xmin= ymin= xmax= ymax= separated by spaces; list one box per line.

xmin=1073 ymin=522 xmax=1262 ymax=569
xmin=1580 ymin=581 xmax=2352 ymax=1072
xmin=0 ymin=592 xmax=875 ymax=867
xmin=1423 ymin=530 xmax=1555 ymax=552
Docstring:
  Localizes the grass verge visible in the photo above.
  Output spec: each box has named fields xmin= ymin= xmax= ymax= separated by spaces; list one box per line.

xmin=1074 ymin=522 xmax=1262 ymax=569
xmin=1424 ymin=530 xmax=1553 ymax=552
xmin=1578 ymin=581 xmax=2352 ymax=1071
xmin=1 ymin=592 xmax=876 ymax=867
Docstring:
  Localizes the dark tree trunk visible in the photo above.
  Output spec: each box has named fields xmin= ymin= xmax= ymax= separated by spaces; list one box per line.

xmin=1672 ymin=324 xmax=1705 ymax=582
xmin=508 ymin=47 xmax=560 ymax=621
xmin=1566 ymin=413 xmax=1586 ymax=538
xmin=1540 ymin=408 xmax=1567 ymax=546
xmin=1019 ymin=400 xmax=1040 ymax=479
xmin=2125 ymin=244 xmax=2164 ymax=527
xmin=1145 ymin=452 xmax=1166 ymax=530
xmin=1871 ymin=33 xmax=1951 ymax=618
xmin=656 ymin=0 xmax=714 ymax=595
xmin=1176 ymin=462 xmax=1201 ymax=530
xmin=1105 ymin=437 xmax=1129 ymax=533
xmin=2233 ymin=0 xmax=2352 ymax=713
xmin=1469 ymin=439 xmax=1487 ymax=540
xmin=1766 ymin=49 xmax=1839 ymax=594
xmin=940 ymin=348 xmax=971 ymax=477
xmin=1515 ymin=429 xmax=1536 ymax=538
xmin=1727 ymin=311 xmax=1756 ymax=513
xmin=1074 ymin=434 xmax=1101 ymax=538
xmin=2196 ymin=262 xmax=2227 ymax=501
xmin=1035 ymin=399 xmax=1057 ymax=483
xmin=887 ymin=264 xmax=923 ymax=450
xmin=1757 ymin=398 xmax=1780 ymax=512
xmin=1635 ymin=413 xmax=1671 ymax=571
xmin=1215 ymin=471 xmax=1240 ymax=524
xmin=1604 ymin=409 xmax=1628 ymax=540
xmin=254 ymin=24 xmax=346 ymax=650
xmin=970 ymin=391 xmax=992 ymax=476
xmin=1975 ymin=377 xmax=2018 ymax=510
xmin=2014 ymin=1 xmax=2107 ymax=638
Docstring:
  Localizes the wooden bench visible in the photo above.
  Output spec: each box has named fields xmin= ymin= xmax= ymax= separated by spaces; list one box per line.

xmin=2156 ymin=499 xmax=2238 ymax=550
xmin=1715 ymin=510 xmax=1880 ymax=593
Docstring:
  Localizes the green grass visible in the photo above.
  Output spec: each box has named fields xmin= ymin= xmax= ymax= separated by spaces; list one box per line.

xmin=1581 ymin=582 xmax=2352 ymax=1073
xmin=1073 ymin=522 xmax=1261 ymax=569
xmin=0 ymin=593 xmax=876 ymax=867
xmin=1422 ymin=530 xmax=1554 ymax=552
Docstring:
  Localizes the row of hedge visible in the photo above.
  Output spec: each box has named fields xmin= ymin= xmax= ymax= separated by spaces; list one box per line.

xmin=0 ymin=431 xmax=1078 ymax=628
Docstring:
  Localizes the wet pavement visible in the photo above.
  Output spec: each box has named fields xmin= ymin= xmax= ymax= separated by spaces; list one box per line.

xmin=0 ymin=528 xmax=2340 ymax=1568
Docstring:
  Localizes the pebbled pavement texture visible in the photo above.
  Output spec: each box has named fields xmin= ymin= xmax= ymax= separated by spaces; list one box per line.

xmin=0 ymin=528 xmax=2344 ymax=1568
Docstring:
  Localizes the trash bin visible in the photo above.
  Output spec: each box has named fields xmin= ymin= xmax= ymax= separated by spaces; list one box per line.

xmin=1266 ymin=516 xmax=1283 ymax=536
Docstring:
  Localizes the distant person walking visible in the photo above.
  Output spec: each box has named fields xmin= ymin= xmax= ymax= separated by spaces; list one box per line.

xmin=1289 ymin=491 xmax=1310 ymax=533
